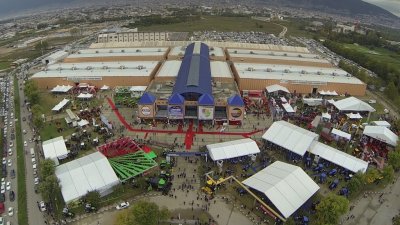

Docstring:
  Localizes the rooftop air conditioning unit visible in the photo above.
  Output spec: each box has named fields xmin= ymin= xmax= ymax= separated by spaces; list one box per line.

xmin=137 ymin=65 xmax=144 ymax=70
xmin=109 ymin=50 xmax=113 ymax=53
xmin=298 ymin=54 xmax=303 ymax=58
xmin=247 ymin=67 xmax=254 ymax=71
xmin=121 ymin=49 xmax=125 ymax=53
xmin=317 ymin=71 xmax=322 ymax=75
xmin=71 ymin=66 xmax=76 ymax=70
xmin=86 ymin=66 xmax=92 ymax=70
xmin=234 ymin=50 xmax=238 ymax=54
xmin=301 ymin=70 xmax=306 ymax=74
xmin=266 ymin=68 xmax=272 ymax=72
xmin=284 ymin=69 xmax=290 ymax=73
xmin=95 ymin=50 xmax=99 ymax=53
xmin=250 ymin=51 xmax=254 ymax=54
xmin=103 ymin=66 xmax=108 ymax=70
xmin=283 ymin=53 xmax=288 ymax=56
xmin=136 ymin=49 xmax=141 ymax=52
xmin=120 ymin=65 xmax=125 ymax=69
xmin=210 ymin=47 xmax=214 ymax=51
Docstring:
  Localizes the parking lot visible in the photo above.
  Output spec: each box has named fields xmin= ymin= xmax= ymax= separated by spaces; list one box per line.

xmin=192 ymin=31 xmax=293 ymax=45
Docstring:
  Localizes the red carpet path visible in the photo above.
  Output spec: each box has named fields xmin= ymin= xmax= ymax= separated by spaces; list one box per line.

xmin=185 ymin=120 xmax=194 ymax=150
xmin=106 ymin=97 xmax=263 ymax=139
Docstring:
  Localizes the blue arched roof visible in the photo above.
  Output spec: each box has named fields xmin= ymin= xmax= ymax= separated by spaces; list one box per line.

xmin=228 ymin=94 xmax=244 ymax=106
xmin=138 ymin=92 xmax=156 ymax=104
xmin=172 ymin=42 xmax=212 ymax=97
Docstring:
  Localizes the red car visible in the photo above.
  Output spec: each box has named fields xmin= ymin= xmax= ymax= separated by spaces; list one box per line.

xmin=0 ymin=202 xmax=5 ymax=214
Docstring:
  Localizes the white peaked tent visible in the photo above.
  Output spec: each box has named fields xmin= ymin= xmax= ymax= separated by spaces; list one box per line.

xmin=42 ymin=136 xmax=69 ymax=165
xmin=282 ymin=103 xmax=295 ymax=113
xmin=77 ymin=93 xmax=93 ymax=99
xmin=262 ymin=121 xmax=319 ymax=156
xmin=100 ymin=85 xmax=110 ymax=90
xmin=319 ymin=90 xmax=338 ymax=96
xmin=52 ymin=98 xmax=70 ymax=112
xmin=363 ymin=126 xmax=398 ymax=146
xmin=333 ymin=97 xmax=375 ymax=112
xmin=346 ymin=113 xmax=363 ymax=119
xmin=309 ymin=142 xmax=368 ymax=173
xmin=51 ymin=85 xmax=73 ymax=93
xmin=371 ymin=121 xmax=391 ymax=128
xmin=266 ymin=84 xmax=290 ymax=93
xmin=331 ymin=128 xmax=351 ymax=140
xmin=55 ymin=151 xmax=120 ymax=203
xmin=243 ymin=161 xmax=319 ymax=219
xmin=207 ymin=138 xmax=260 ymax=161
xmin=321 ymin=112 xmax=331 ymax=120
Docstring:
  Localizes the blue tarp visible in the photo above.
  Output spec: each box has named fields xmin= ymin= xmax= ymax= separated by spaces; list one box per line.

xmin=138 ymin=92 xmax=156 ymax=104
xmin=173 ymin=42 xmax=212 ymax=97
xmin=198 ymin=93 xmax=214 ymax=105
xmin=228 ymin=94 xmax=244 ymax=106
xmin=168 ymin=93 xmax=185 ymax=105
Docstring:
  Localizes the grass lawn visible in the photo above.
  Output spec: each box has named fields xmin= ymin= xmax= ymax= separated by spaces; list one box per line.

xmin=343 ymin=43 xmax=400 ymax=71
xmin=0 ymin=61 xmax=10 ymax=70
xmin=40 ymin=118 xmax=75 ymax=141
xmin=274 ymin=19 xmax=315 ymax=38
xmin=14 ymin=75 xmax=28 ymax=225
xmin=138 ymin=16 xmax=282 ymax=35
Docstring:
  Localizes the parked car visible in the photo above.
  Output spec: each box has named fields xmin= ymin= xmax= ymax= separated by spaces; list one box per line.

xmin=9 ymin=191 xmax=14 ymax=202
xmin=116 ymin=201 xmax=130 ymax=210
xmin=39 ymin=201 xmax=46 ymax=212
xmin=7 ymin=207 xmax=13 ymax=216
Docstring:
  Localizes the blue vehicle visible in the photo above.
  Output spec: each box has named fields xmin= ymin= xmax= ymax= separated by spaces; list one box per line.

xmin=329 ymin=179 xmax=339 ymax=190
xmin=328 ymin=169 xmax=337 ymax=177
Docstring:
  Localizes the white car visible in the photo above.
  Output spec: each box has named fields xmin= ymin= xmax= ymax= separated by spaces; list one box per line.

xmin=22 ymin=130 xmax=26 ymax=134
xmin=7 ymin=159 xmax=11 ymax=167
xmin=8 ymin=207 xmax=13 ymax=216
xmin=34 ymin=177 xmax=39 ymax=185
xmin=0 ymin=185 xmax=5 ymax=194
xmin=6 ymin=182 xmax=11 ymax=191
xmin=39 ymin=201 xmax=46 ymax=212
xmin=24 ymin=141 xmax=27 ymax=147
xmin=116 ymin=201 xmax=130 ymax=210
xmin=8 ymin=142 xmax=12 ymax=148
xmin=7 ymin=149 xmax=12 ymax=156
xmin=2 ymin=158 xmax=5 ymax=165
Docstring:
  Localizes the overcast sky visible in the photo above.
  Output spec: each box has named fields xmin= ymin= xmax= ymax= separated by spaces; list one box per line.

xmin=0 ymin=0 xmax=399 ymax=17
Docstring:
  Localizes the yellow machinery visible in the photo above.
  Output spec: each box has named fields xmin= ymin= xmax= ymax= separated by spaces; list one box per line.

xmin=204 ymin=173 xmax=286 ymax=222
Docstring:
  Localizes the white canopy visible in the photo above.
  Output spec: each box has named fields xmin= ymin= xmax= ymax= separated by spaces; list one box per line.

xmin=42 ymin=136 xmax=69 ymax=165
xmin=371 ymin=121 xmax=391 ymax=128
xmin=282 ymin=103 xmax=295 ymax=113
xmin=266 ymin=84 xmax=290 ymax=93
xmin=100 ymin=85 xmax=110 ymax=90
xmin=363 ymin=126 xmax=398 ymax=146
xmin=331 ymin=128 xmax=351 ymax=140
xmin=55 ymin=151 xmax=120 ymax=203
xmin=321 ymin=112 xmax=331 ymax=120
xmin=129 ymin=86 xmax=147 ymax=92
xmin=77 ymin=93 xmax=93 ymax=99
xmin=78 ymin=119 xmax=89 ymax=127
xmin=243 ymin=161 xmax=319 ymax=218
xmin=327 ymin=99 xmax=335 ymax=104
xmin=309 ymin=142 xmax=368 ymax=173
xmin=207 ymin=138 xmax=260 ymax=161
xmin=52 ymin=98 xmax=70 ymax=112
xmin=346 ymin=113 xmax=363 ymax=119
xmin=51 ymin=85 xmax=73 ymax=93
xmin=262 ymin=121 xmax=319 ymax=156
xmin=303 ymin=98 xmax=323 ymax=106
xmin=333 ymin=97 xmax=375 ymax=112
xmin=280 ymin=97 xmax=288 ymax=103
xmin=319 ymin=90 xmax=338 ymax=96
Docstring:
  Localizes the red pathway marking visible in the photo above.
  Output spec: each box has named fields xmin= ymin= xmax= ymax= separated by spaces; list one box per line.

xmin=106 ymin=97 xmax=264 ymax=137
xmin=144 ymin=132 xmax=149 ymax=139
xmin=185 ymin=120 xmax=194 ymax=150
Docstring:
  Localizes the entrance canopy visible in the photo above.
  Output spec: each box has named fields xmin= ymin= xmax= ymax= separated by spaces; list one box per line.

xmin=243 ymin=161 xmax=319 ymax=218
xmin=207 ymin=138 xmax=260 ymax=161
xmin=262 ymin=121 xmax=319 ymax=156
xmin=266 ymin=84 xmax=290 ymax=93
xmin=309 ymin=142 xmax=368 ymax=173
xmin=363 ymin=126 xmax=398 ymax=146
xmin=333 ymin=97 xmax=375 ymax=112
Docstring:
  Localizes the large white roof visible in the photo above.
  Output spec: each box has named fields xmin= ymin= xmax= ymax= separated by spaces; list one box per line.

xmin=32 ymin=61 xmax=159 ymax=78
xmin=234 ymin=63 xmax=363 ymax=85
xmin=242 ymin=161 xmax=319 ymax=218
xmin=309 ymin=142 xmax=368 ymax=173
xmin=67 ymin=47 xmax=168 ymax=58
xmin=331 ymin=128 xmax=351 ymax=140
xmin=169 ymin=46 xmax=225 ymax=57
xmin=371 ymin=121 xmax=391 ymax=128
xmin=55 ymin=151 xmax=120 ymax=203
xmin=262 ymin=121 xmax=319 ymax=156
xmin=363 ymin=126 xmax=398 ymax=146
xmin=156 ymin=60 xmax=232 ymax=78
xmin=42 ymin=136 xmax=69 ymax=164
xmin=333 ymin=97 xmax=375 ymax=112
xmin=207 ymin=138 xmax=260 ymax=161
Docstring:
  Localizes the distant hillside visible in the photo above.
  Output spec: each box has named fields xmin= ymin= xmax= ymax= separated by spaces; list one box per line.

xmin=264 ymin=0 xmax=398 ymax=18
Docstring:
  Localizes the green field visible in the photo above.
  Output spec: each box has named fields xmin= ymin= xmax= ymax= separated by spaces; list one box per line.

xmin=343 ymin=43 xmax=400 ymax=71
xmin=138 ymin=16 xmax=282 ymax=35
xmin=0 ymin=61 xmax=10 ymax=70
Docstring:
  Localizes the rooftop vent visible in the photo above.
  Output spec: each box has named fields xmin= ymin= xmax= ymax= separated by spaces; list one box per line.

xmin=298 ymin=54 xmax=303 ymax=58
xmin=137 ymin=65 xmax=145 ymax=70
xmin=109 ymin=50 xmax=113 ymax=53
xmin=301 ymin=70 xmax=306 ymax=74
xmin=284 ymin=69 xmax=290 ymax=73
xmin=95 ymin=50 xmax=99 ymax=53
xmin=120 ymin=65 xmax=126 ymax=69
xmin=266 ymin=68 xmax=273 ymax=72
xmin=121 ymin=49 xmax=125 ymax=53
xmin=86 ymin=66 xmax=92 ymax=70
xmin=103 ymin=66 xmax=109 ymax=70
xmin=136 ymin=49 xmax=141 ymax=52
xmin=247 ymin=67 xmax=255 ymax=71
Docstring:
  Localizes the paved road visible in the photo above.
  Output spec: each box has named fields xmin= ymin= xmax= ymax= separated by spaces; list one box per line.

xmin=16 ymin=74 xmax=47 ymax=225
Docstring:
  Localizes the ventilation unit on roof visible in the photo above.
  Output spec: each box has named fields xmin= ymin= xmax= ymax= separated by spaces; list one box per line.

xmin=77 ymin=51 xmax=81 ymax=54
xmin=121 ymin=49 xmax=125 ymax=53
xmin=332 ymin=72 xmax=337 ymax=76
xmin=266 ymin=68 xmax=272 ymax=72
xmin=283 ymin=53 xmax=288 ymax=56
xmin=211 ymin=53 xmax=215 ymax=57
xmin=120 ymin=65 xmax=126 ymax=69
xmin=250 ymin=51 xmax=254 ymax=54
xmin=109 ymin=50 xmax=113 ymax=53
xmin=71 ymin=66 xmax=76 ymax=71
xmin=95 ymin=50 xmax=99 ymax=53
xmin=136 ymin=49 xmax=141 ymax=52
xmin=317 ymin=71 xmax=322 ymax=75
xmin=137 ymin=65 xmax=145 ymax=70
xmin=301 ymin=70 xmax=306 ymax=74
xmin=234 ymin=50 xmax=238 ymax=54
xmin=284 ymin=69 xmax=290 ymax=73
xmin=103 ymin=66 xmax=108 ymax=70
xmin=57 ymin=67 xmax=62 ymax=71
xmin=298 ymin=54 xmax=303 ymax=58
xmin=210 ymin=47 xmax=214 ymax=51
xmin=247 ymin=67 xmax=255 ymax=71
xmin=86 ymin=66 xmax=92 ymax=70
xmin=158 ymin=49 xmax=161 ymax=52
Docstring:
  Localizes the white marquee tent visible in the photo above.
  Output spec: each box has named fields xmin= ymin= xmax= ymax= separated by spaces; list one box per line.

xmin=303 ymin=98 xmax=323 ymax=106
xmin=52 ymin=98 xmax=70 ymax=112
xmin=371 ymin=121 xmax=391 ymax=128
xmin=266 ymin=84 xmax=290 ymax=93
xmin=100 ymin=85 xmax=110 ymax=90
xmin=363 ymin=126 xmax=398 ymax=146
xmin=321 ymin=112 xmax=331 ymax=120
xmin=42 ymin=136 xmax=69 ymax=165
xmin=262 ymin=121 xmax=319 ymax=156
xmin=55 ymin=151 xmax=120 ymax=203
xmin=242 ymin=161 xmax=319 ymax=218
xmin=51 ymin=85 xmax=73 ymax=93
xmin=333 ymin=97 xmax=375 ymax=112
xmin=346 ymin=113 xmax=363 ymax=119
xmin=309 ymin=142 xmax=368 ymax=173
xmin=318 ymin=90 xmax=338 ymax=96
xmin=282 ymin=103 xmax=295 ymax=113
xmin=331 ymin=128 xmax=351 ymax=140
xmin=207 ymin=138 xmax=260 ymax=161
xmin=77 ymin=93 xmax=93 ymax=99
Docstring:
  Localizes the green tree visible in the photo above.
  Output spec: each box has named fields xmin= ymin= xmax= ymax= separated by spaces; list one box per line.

xmin=34 ymin=40 xmax=49 ymax=55
xmin=38 ymin=175 xmax=61 ymax=204
xmin=365 ymin=168 xmax=381 ymax=184
xmin=114 ymin=201 xmax=170 ymax=225
xmin=388 ymin=149 xmax=400 ymax=171
xmin=393 ymin=214 xmax=400 ymax=225
xmin=84 ymin=191 xmax=101 ymax=208
xmin=315 ymin=194 xmax=349 ymax=225
xmin=39 ymin=159 xmax=56 ymax=180
xmin=381 ymin=165 xmax=394 ymax=185
xmin=385 ymin=82 xmax=398 ymax=99
xmin=347 ymin=172 xmax=365 ymax=196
